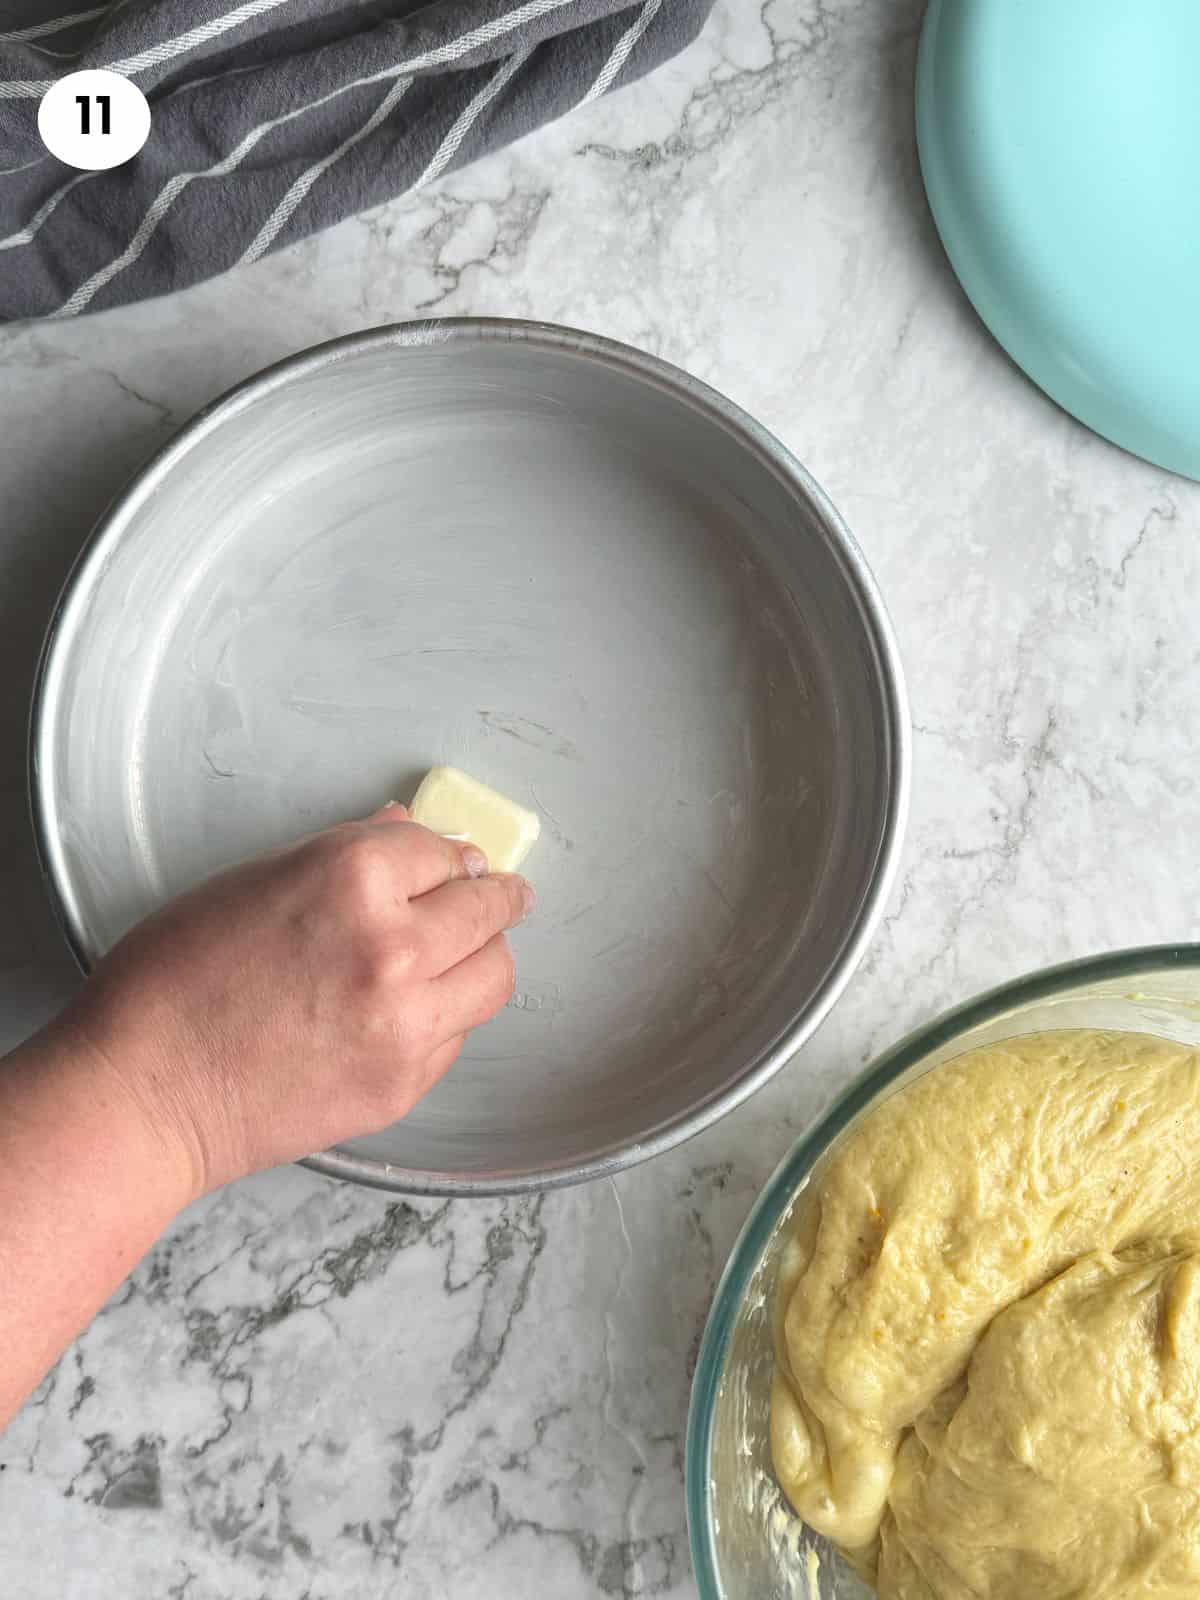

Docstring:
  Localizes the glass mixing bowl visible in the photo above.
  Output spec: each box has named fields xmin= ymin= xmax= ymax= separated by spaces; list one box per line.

xmin=686 ymin=945 xmax=1200 ymax=1599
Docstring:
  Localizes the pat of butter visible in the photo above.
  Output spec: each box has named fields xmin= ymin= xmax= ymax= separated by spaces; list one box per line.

xmin=410 ymin=765 xmax=541 ymax=873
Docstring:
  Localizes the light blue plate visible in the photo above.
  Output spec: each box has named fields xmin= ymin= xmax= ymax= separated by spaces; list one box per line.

xmin=917 ymin=0 xmax=1200 ymax=481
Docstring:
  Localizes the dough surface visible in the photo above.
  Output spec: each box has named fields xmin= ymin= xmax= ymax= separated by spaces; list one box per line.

xmin=769 ymin=1029 xmax=1200 ymax=1599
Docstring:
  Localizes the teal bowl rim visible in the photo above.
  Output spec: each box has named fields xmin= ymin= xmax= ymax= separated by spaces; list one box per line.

xmin=685 ymin=941 xmax=1200 ymax=1596
xmin=914 ymin=0 xmax=1200 ymax=484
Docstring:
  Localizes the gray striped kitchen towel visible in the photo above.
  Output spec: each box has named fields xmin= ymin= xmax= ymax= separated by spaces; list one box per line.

xmin=0 ymin=0 xmax=714 ymax=321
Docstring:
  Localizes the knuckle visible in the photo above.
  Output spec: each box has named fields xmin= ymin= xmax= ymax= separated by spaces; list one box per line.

xmin=395 ymin=1004 xmax=437 ymax=1061
xmin=382 ymin=929 xmax=426 ymax=988
xmin=442 ymin=1035 xmax=465 ymax=1069
xmin=352 ymin=926 xmax=423 ymax=996
xmin=361 ymin=994 xmax=435 ymax=1063
xmin=507 ymin=874 xmax=529 ymax=925
xmin=333 ymin=832 xmax=393 ymax=918
xmin=490 ymin=937 xmax=517 ymax=1005
xmin=444 ymin=879 xmax=493 ymax=948
xmin=469 ymin=879 xmax=499 ymax=940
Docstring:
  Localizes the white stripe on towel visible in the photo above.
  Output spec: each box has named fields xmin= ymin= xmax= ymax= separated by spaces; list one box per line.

xmin=3 ymin=0 xmax=570 ymax=257
xmin=0 ymin=0 xmax=575 ymax=97
xmin=414 ymin=43 xmax=530 ymax=190
xmin=239 ymin=73 xmax=413 ymax=266
xmin=43 ymin=2 xmax=568 ymax=309
xmin=0 ymin=0 xmax=297 ymax=96
xmin=578 ymin=0 xmax=660 ymax=107
xmin=0 ymin=5 xmax=110 ymax=43
xmin=241 ymin=38 xmax=529 ymax=268
xmin=52 ymin=64 xmax=391 ymax=314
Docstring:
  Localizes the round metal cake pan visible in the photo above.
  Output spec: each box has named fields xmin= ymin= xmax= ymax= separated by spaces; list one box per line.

xmin=30 ymin=319 xmax=909 ymax=1195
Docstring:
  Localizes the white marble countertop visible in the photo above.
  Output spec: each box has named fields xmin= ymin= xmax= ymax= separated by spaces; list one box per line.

xmin=2 ymin=1 xmax=1198 ymax=1595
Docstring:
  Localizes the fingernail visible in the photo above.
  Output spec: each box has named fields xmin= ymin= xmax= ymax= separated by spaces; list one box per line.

xmin=462 ymin=844 xmax=489 ymax=878
xmin=519 ymin=879 xmax=536 ymax=919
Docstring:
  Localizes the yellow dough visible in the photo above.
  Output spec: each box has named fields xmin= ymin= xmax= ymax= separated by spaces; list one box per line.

xmin=409 ymin=765 xmax=540 ymax=872
xmin=769 ymin=1029 xmax=1200 ymax=1599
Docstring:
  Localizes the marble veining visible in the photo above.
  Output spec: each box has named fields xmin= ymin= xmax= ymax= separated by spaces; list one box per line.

xmin=1 ymin=1 xmax=1199 ymax=1595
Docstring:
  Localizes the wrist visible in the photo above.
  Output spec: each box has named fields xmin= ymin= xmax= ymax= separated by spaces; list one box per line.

xmin=20 ymin=1012 xmax=206 ymax=1217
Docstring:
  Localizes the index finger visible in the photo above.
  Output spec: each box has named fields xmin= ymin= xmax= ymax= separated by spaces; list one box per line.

xmin=357 ymin=815 xmax=489 ymax=897
xmin=409 ymin=872 xmax=534 ymax=975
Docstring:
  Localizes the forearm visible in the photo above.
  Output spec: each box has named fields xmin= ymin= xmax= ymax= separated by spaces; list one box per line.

xmin=0 ymin=809 xmax=527 ymax=1430
xmin=0 ymin=1019 xmax=193 ymax=1429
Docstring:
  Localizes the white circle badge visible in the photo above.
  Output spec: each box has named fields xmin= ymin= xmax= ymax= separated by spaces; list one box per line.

xmin=37 ymin=70 xmax=151 ymax=171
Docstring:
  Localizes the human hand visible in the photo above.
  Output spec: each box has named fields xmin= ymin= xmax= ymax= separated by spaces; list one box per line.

xmin=62 ymin=804 xmax=533 ymax=1201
